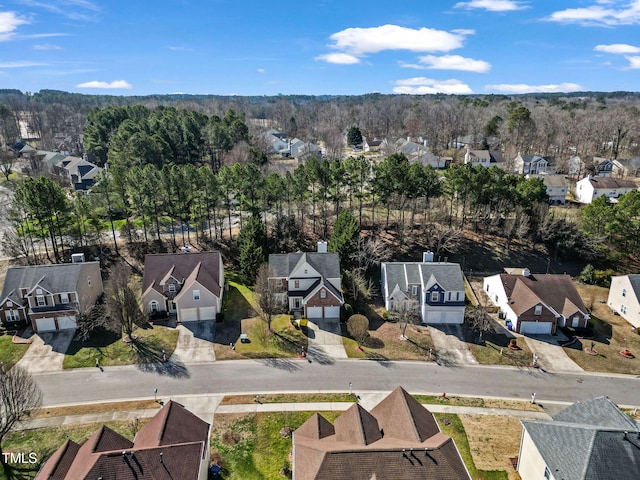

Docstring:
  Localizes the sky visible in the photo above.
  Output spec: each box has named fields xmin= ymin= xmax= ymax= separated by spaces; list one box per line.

xmin=1 ymin=0 xmax=640 ymax=96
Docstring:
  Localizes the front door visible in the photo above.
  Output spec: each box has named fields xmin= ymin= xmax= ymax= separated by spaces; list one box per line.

xmin=168 ymin=300 xmax=176 ymax=312
xmin=294 ymin=298 xmax=301 ymax=309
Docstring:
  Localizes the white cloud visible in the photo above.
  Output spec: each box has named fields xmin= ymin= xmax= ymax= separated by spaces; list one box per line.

xmin=0 ymin=11 xmax=28 ymax=41
xmin=547 ymin=1 xmax=640 ymax=26
xmin=393 ymin=77 xmax=473 ymax=94
xmin=454 ymin=0 xmax=528 ymax=11
xmin=168 ymin=46 xmax=193 ymax=51
xmin=257 ymin=68 xmax=266 ymax=73
xmin=19 ymin=0 xmax=101 ymax=21
xmin=315 ymin=52 xmax=361 ymax=64
xmin=33 ymin=44 xmax=63 ymax=50
xmin=76 ymin=80 xmax=132 ymax=89
xmin=0 ymin=60 xmax=48 ymax=68
xmin=595 ymin=43 xmax=640 ymax=54
xmin=485 ymin=82 xmax=583 ymax=93
xmin=408 ymin=54 xmax=491 ymax=72
xmin=626 ymin=55 xmax=640 ymax=68
xmin=326 ymin=24 xmax=470 ymax=56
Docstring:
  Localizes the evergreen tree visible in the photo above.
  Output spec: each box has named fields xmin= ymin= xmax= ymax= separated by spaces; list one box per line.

xmin=329 ymin=210 xmax=359 ymax=270
xmin=237 ymin=214 xmax=267 ymax=284
xmin=347 ymin=126 xmax=363 ymax=147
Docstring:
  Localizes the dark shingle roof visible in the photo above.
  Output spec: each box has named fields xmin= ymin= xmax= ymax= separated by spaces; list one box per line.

xmin=142 ymin=252 xmax=222 ymax=297
xmin=587 ymin=176 xmax=637 ymax=189
xmin=269 ymin=252 xmax=341 ymax=279
xmin=383 ymin=262 xmax=464 ymax=295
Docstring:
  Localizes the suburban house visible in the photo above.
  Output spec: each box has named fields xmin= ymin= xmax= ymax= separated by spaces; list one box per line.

xmin=142 ymin=251 xmax=224 ymax=323
xmin=413 ymin=151 xmax=451 ymax=169
xmin=517 ymin=396 xmax=640 ymax=480
xmin=575 ymin=175 xmax=638 ymax=204
xmin=268 ymin=242 xmax=344 ymax=319
xmin=381 ymin=253 xmax=466 ymax=324
xmin=608 ymin=275 xmax=640 ymax=329
xmin=0 ymin=259 xmax=103 ymax=333
xmin=567 ymin=155 xmax=585 ymax=177
xmin=292 ymin=386 xmax=471 ymax=480
xmin=483 ymin=269 xmax=589 ymax=335
xmin=395 ymin=137 xmax=428 ymax=157
xmin=596 ymin=157 xmax=640 ymax=178
xmin=463 ymin=148 xmax=503 ymax=168
xmin=527 ymin=174 xmax=569 ymax=204
xmin=513 ymin=153 xmax=553 ymax=175
xmin=55 ymin=156 xmax=103 ymax=191
xmin=362 ymin=136 xmax=383 ymax=152
xmin=35 ymin=400 xmax=210 ymax=480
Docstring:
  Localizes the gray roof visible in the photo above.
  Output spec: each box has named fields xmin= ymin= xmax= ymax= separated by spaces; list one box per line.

xmin=1 ymin=263 xmax=101 ymax=304
xmin=383 ymin=262 xmax=464 ymax=294
xmin=626 ymin=275 xmax=640 ymax=301
xmin=268 ymin=252 xmax=341 ymax=279
xmin=522 ymin=397 xmax=640 ymax=480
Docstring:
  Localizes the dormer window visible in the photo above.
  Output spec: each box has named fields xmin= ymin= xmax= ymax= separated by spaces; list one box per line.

xmin=36 ymin=295 xmax=45 ymax=306
xmin=431 ymin=292 xmax=439 ymax=302
xmin=411 ymin=285 xmax=418 ymax=296
xmin=535 ymin=305 xmax=542 ymax=315
xmin=168 ymin=284 xmax=176 ymax=293
xmin=60 ymin=293 xmax=69 ymax=304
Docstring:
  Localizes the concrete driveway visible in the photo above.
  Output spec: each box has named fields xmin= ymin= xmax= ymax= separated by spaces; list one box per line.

xmin=428 ymin=325 xmax=478 ymax=366
xmin=15 ymin=329 xmax=75 ymax=373
xmin=522 ymin=334 xmax=584 ymax=373
xmin=306 ymin=318 xmax=347 ymax=363
xmin=170 ymin=321 xmax=216 ymax=364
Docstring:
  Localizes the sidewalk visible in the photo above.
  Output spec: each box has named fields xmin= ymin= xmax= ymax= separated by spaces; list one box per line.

xmin=21 ymin=392 xmax=552 ymax=431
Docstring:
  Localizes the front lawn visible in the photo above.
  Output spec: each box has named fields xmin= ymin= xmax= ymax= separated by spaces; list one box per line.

xmin=0 ymin=332 xmax=30 ymax=370
xmin=465 ymin=327 xmax=534 ymax=367
xmin=63 ymin=325 xmax=179 ymax=369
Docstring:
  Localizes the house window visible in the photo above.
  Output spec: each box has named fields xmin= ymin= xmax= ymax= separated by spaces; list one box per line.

xmin=294 ymin=298 xmax=301 ymax=309
xmin=621 ymin=305 xmax=627 ymax=314
xmin=544 ymin=466 xmax=551 ymax=479
xmin=36 ymin=295 xmax=46 ymax=307
xmin=320 ymin=289 xmax=326 ymax=299
xmin=431 ymin=292 xmax=439 ymax=302
xmin=36 ymin=289 xmax=42 ymax=295
xmin=87 ymin=276 xmax=92 ymax=287
xmin=535 ymin=305 xmax=542 ymax=315
xmin=149 ymin=301 xmax=159 ymax=313
xmin=168 ymin=284 xmax=176 ymax=293
xmin=193 ymin=290 xmax=200 ymax=301
xmin=622 ymin=288 xmax=627 ymax=297
xmin=6 ymin=310 xmax=20 ymax=322
xmin=60 ymin=293 xmax=69 ymax=304
xmin=411 ymin=285 xmax=418 ymax=296
xmin=294 ymin=280 xmax=300 ymax=289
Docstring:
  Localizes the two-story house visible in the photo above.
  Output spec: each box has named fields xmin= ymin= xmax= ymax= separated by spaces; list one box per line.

xmin=527 ymin=174 xmax=569 ymax=204
xmin=463 ymin=148 xmax=503 ymax=169
xmin=608 ymin=275 xmax=640 ymax=329
xmin=575 ymin=175 xmax=638 ymax=204
xmin=483 ymin=269 xmax=589 ymax=335
xmin=0 ymin=258 xmax=103 ymax=332
xmin=381 ymin=253 xmax=466 ymax=324
xmin=513 ymin=153 xmax=553 ymax=175
xmin=268 ymin=242 xmax=344 ymax=319
xmin=142 ymin=251 xmax=224 ymax=323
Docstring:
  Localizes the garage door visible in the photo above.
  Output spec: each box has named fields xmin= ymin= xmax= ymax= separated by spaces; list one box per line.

xmin=306 ymin=307 xmax=323 ymax=319
xmin=424 ymin=311 xmax=442 ymax=324
xmin=324 ymin=306 xmax=340 ymax=318
xmin=180 ymin=308 xmax=199 ymax=322
xmin=198 ymin=307 xmax=216 ymax=321
xmin=519 ymin=321 xmax=552 ymax=335
xmin=444 ymin=311 xmax=464 ymax=324
xmin=57 ymin=315 xmax=77 ymax=329
xmin=35 ymin=317 xmax=56 ymax=332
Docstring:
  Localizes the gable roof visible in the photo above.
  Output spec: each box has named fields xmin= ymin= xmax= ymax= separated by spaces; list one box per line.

xmin=36 ymin=401 xmax=209 ymax=480
xmin=497 ymin=273 xmax=587 ymax=318
xmin=0 ymin=262 xmax=101 ymax=305
xmin=583 ymin=176 xmax=637 ymax=189
xmin=382 ymin=262 xmax=464 ymax=297
xmin=142 ymin=252 xmax=222 ymax=298
xmin=293 ymin=386 xmax=471 ymax=480
xmin=614 ymin=274 xmax=640 ymax=300
xmin=268 ymin=252 xmax=341 ymax=280
xmin=522 ymin=397 xmax=640 ymax=480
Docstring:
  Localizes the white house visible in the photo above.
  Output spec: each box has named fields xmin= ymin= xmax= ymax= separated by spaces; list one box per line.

xmin=527 ymin=174 xmax=569 ymax=204
xmin=381 ymin=253 xmax=465 ymax=324
xmin=513 ymin=153 xmax=552 ymax=175
xmin=463 ymin=148 xmax=503 ymax=168
xmin=608 ymin=275 xmax=640 ymax=329
xmin=483 ymin=270 xmax=589 ymax=335
xmin=575 ymin=175 xmax=637 ymax=204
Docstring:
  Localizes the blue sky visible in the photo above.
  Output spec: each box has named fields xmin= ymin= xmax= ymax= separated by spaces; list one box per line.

xmin=1 ymin=0 xmax=640 ymax=96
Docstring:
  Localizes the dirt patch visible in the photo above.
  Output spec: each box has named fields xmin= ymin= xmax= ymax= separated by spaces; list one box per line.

xmin=34 ymin=400 xmax=161 ymax=419
xmin=460 ymin=414 xmax=523 ymax=480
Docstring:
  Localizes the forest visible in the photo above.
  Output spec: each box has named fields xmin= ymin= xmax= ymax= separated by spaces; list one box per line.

xmin=1 ymin=89 xmax=640 ymax=286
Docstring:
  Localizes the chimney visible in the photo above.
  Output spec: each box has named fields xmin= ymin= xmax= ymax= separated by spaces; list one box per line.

xmin=317 ymin=241 xmax=328 ymax=253
xmin=71 ymin=253 xmax=85 ymax=263
xmin=422 ymin=251 xmax=434 ymax=263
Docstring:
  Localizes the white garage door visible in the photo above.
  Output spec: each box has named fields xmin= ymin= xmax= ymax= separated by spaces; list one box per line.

xmin=324 ymin=306 xmax=341 ymax=318
xmin=180 ymin=308 xmax=199 ymax=322
xmin=519 ymin=321 xmax=552 ymax=335
xmin=198 ymin=307 xmax=217 ymax=321
xmin=36 ymin=317 xmax=56 ymax=332
xmin=424 ymin=310 xmax=442 ymax=324
xmin=57 ymin=315 xmax=77 ymax=329
xmin=444 ymin=311 xmax=464 ymax=324
xmin=306 ymin=307 xmax=323 ymax=319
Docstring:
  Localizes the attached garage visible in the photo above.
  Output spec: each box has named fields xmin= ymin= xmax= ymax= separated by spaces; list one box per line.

xmin=198 ymin=307 xmax=216 ymax=321
xmin=306 ymin=307 xmax=323 ymax=319
xmin=179 ymin=307 xmax=217 ymax=322
xmin=518 ymin=321 xmax=552 ymax=335
xmin=57 ymin=315 xmax=77 ymax=329
xmin=444 ymin=311 xmax=464 ymax=324
xmin=324 ymin=306 xmax=341 ymax=318
xmin=35 ymin=317 xmax=56 ymax=332
xmin=424 ymin=310 xmax=442 ymax=324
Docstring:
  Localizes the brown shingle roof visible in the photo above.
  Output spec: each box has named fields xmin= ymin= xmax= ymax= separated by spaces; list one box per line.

xmin=35 ymin=440 xmax=80 ymax=480
xmin=334 ymin=404 xmax=382 ymax=446
xmin=296 ymin=413 xmax=335 ymax=440
xmin=134 ymin=400 xmax=210 ymax=447
xmin=142 ymin=252 xmax=222 ymax=297
xmin=588 ymin=176 xmax=637 ymax=189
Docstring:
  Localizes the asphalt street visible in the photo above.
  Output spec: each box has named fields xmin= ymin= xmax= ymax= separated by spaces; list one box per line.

xmin=34 ymin=359 xmax=640 ymax=408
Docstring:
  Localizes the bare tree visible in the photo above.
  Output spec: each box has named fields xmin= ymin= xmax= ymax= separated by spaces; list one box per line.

xmin=343 ymin=269 xmax=377 ymax=305
xmin=389 ymin=298 xmax=420 ymax=339
xmin=0 ymin=366 xmax=43 ymax=467
xmin=74 ymin=300 xmax=109 ymax=342
xmin=105 ymin=261 xmax=144 ymax=342
xmin=255 ymin=263 xmax=286 ymax=331
xmin=0 ymin=148 xmax=15 ymax=181
xmin=347 ymin=314 xmax=369 ymax=348
xmin=466 ymin=305 xmax=494 ymax=342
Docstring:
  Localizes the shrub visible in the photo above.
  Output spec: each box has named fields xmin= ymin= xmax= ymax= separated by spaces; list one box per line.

xmin=347 ymin=314 xmax=369 ymax=347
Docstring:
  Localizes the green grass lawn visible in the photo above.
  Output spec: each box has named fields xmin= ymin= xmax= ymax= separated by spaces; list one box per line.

xmin=233 ymin=314 xmax=308 ymax=358
xmin=1 ymin=420 xmax=140 ymax=480
xmin=63 ymin=325 xmax=179 ymax=369
xmin=435 ymin=413 xmax=508 ymax=480
xmin=0 ymin=333 xmax=30 ymax=370
xmin=466 ymin=328 xmax=533 ymax=367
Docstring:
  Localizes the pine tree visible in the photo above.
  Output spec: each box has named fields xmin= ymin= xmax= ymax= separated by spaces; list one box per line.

xmin=238 ymin=214 xmax=267 ymax=284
